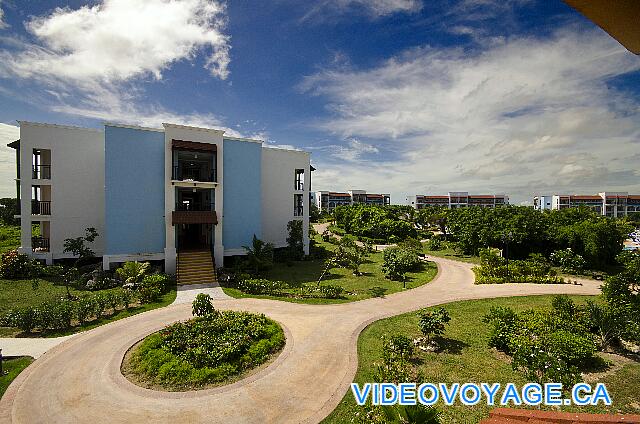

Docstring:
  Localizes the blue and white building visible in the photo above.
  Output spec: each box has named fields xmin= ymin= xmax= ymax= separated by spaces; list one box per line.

xmin=10 ymin=121 xmax=311 ymax=273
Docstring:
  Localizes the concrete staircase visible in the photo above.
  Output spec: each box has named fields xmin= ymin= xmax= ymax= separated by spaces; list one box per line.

xmin=177 ymin=250 xmax=217 ymax=285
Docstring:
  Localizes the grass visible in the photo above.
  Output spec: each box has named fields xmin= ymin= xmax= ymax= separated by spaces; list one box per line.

xmin=422 ymin=245 xmax=481 ymax=265
xmin=222 ymin=236 xmax=438 ymax=304
xmin=0 ymin=278 xmax=177 ymax=337
xmin=324 ymin=295 xmax=640 ymax=423
xmin=0 ymin=356 xmax=33 ymax=399
xmin=0 ymin=225 xmax=21 ymax=254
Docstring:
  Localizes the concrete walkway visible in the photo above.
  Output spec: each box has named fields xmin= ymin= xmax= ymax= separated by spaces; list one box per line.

xmin=173 ymin=283 xmax=231 ymax=304
xmin=0 ymin=256 xmax=602 ymax=424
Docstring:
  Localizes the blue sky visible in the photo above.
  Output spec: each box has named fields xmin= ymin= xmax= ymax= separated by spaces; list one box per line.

xmin=0 ymin=0 xmax=639 ymax=203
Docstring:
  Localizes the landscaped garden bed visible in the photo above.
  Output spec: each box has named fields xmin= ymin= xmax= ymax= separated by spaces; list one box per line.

xmin=324 ymin=295 xmax=640 ymax=423
xmin=121 ymin=294 xmax=285 ymax=391
xmin=220 ymin=234 xmax=437 ymax=304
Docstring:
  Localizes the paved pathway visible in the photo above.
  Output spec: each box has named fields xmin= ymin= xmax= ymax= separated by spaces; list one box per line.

xmin=0 ymin=256 xmax=602 ymax=424
xmin=173 ymin=283 xmax=231 ymax=304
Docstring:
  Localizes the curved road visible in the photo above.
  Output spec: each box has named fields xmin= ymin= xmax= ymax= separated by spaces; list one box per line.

xmin=0 ymin=257 xmax=601 ymax=424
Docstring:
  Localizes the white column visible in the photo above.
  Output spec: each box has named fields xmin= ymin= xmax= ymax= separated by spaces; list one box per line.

xmin=214 ymin=141 xmax=224 ymax=267
xmin=19 ymin=139 xmax=32 ymax=255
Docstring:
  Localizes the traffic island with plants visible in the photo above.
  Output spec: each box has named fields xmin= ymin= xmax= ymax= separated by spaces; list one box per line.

xmin=220 ymin=225 xmax=437 ymax=304
xmin=324 ymin=262 xmax=640 ymax=423
xmin=121 ymin=294 xmax=286 ymax=391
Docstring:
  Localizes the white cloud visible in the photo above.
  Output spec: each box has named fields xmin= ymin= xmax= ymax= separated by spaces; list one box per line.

xmin=0 ymin=0 xmax=232 ymax=131
xmin=303 ymin=29 xmax=640 ymax=203
xmin=0 ymin=123 xmax=19 ymax=198
xmin=0 ymin=5 xmax=7 ymax=30
xmin=1 ymin=0 xmax=230 ymax=83
xmin=302 ymin=0 xmax=421 ymax=21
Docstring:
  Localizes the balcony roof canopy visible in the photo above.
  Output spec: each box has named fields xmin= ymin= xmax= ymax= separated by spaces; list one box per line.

xmin=172 ymin=139 xmax=217 ymax=153
xmin=564 ymin=0 xmax=640 ymax=54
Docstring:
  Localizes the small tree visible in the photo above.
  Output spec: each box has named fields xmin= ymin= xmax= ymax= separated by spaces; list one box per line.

xmin=63 ymin=227 xmax=99 ymax=264
xmin=417 ymin=307 xmax=451 ymax=346
xmin=286 ymin=220 xmax=305 ymax=261
xmin=192 ymin=293 xmax=216 ymax=317
xmin=339 ymin=236 xmax=368 ymax=276
xmin=243 ymin=235 xmax=274 ymax=275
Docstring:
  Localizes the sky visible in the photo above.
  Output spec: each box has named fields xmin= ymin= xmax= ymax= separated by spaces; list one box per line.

xmin=0 ymin=0 xmax=638 ymax=204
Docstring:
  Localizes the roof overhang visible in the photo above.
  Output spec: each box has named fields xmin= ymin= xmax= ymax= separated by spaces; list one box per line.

xmin=564 ymin=0 xmax=640 ymax=54
xmin=8 ymin=139 xmax=19 ymax=149
xmin=172 ymin=139 xmax=217 ymax=153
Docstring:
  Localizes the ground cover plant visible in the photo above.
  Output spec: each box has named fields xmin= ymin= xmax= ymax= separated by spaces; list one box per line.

xmin=122 ymin=294 xmax=285 ymax=390
xmin=221 ymin=234 xmax=437 ymax=304
xmin=324 ymin=295 xmax=640 ymax=423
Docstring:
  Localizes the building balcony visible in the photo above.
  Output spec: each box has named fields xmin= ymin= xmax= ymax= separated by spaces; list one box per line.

xmin=172 ymin=166 xmax=217 ymax=183
xmin=32 ymin=165 xmax=51 ymax=180
xmin=31 ymin=200 xmax=51 ymax=215
xmin=32 ymin=237 xmax=50 ymax=252
xmin=172 ymin=209 xmax=217 ymax=225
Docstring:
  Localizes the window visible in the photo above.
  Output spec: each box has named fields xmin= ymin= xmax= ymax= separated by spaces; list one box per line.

xmin=295 ymin=169 xmax=304 ymax=191
xmin=294 ymin=194 xmax=304 ymax=216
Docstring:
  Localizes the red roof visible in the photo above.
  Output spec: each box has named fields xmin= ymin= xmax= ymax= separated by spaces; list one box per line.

xmin=328 ymin=192 xmax=351 ymax=197
xmin=420 ymin=195 xmax=449 ymax=199
xmin=571 ymin=195 xmax=602 ymax=200
xmin=366 ymin=194 xmax=384 ymax=199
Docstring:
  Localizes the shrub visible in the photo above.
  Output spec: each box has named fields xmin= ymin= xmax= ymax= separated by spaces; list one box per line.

xmin=418 ymin=307 xmax=451 ymax=345
xmin=0 ymin=250 xmax=39 ymax=279
xmin=136 ymin=273 xmax=171 ymax=303
xmin=382 ymin=247 xmax=420 ymax=281
xmin=36 ymin=300 xmax=74 ymax=330
xmin=318 ymin=284 xmax=345 ymax=299
xmin=483 ymin=303 xmax=597 ymax=386
xmin=116 ymin=261 xmax=150 ymax=286
xmin=93 ymin=292 xmax=108 ymax=317
xmin=550 ymin=248 xmax=586 ymax=274
xmin=3 ymin=307 xmax=38 ymax=333
xmin=237 ymin=278 xmax=287 ymax=295
xmin=474 ymin=249 xmax=564 ymax=285
xmin=427 ymin=236 xmax=442 ymax=251
xmin=192 ymin=293 xmax=216 ymax=317
xmin=75 ymin=296 xmax=96 ymax=325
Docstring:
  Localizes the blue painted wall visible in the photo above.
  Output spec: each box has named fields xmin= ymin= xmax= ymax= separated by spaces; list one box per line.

xmin=105 ymin=126 xmax=165 ymax=255
xmin=223 ymin=139 xmax=262 ymax=250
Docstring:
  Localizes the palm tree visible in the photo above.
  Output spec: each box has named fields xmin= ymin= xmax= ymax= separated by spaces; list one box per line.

xmin=243 ymin=235 xmax=274 ymax=275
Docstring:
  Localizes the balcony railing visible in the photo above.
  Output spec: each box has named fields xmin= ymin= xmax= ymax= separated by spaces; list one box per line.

xmin=32 ymin=200 xmax=51 ymax=215
xmin=294 ymin=206 xmax=304 ymax=217
xmin=172 ymin=166 xmax=216 ymax=182
xmin=32 ymin=165 xmax=51 ymax=180
xmin=175 ymin=202 xmax=215 ymax=212
xmin=32 ymin=237 xmax=50 ymax=252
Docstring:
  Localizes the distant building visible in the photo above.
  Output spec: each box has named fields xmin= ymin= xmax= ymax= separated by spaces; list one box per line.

xmin=537 ymin=192 xmax=640 ymax=217
xmin=312 ymin=190 xmax=391 ymax=212
xmin=407 ymin=192 xmax=509 ymax=209
xmin=533 ymin=195 xmax=553 ymax=211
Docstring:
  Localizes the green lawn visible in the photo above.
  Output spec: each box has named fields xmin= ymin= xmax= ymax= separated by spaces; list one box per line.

xmin=0 ymin=278 xmax=177 ymax=337
xmin=0 ymin=356 xmax=33 ymax=399
xmin=223 ymin=237 xmax=438 ymax=304
xmin=423 ymin=245 xmax=481 ymax=265
xmin=0 ymin=225 xmax=20 ymax=254
xmin=324 ymin=295 xmax=640 ymax=423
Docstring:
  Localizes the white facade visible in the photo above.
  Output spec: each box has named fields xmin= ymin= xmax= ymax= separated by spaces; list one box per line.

xmin=545 ymin=192 xmax=640 ymax=217
xmin=12 ymin=121 xmax=311 ymax=272
xmin=261 ymin=147 xmax=310 ymax=255
xmin=16 ymin=122 xmax=105 ymax=264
